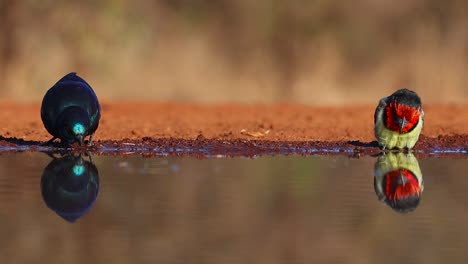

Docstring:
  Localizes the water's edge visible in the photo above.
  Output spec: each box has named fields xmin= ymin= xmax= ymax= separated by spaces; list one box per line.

xmin=0 ymin=138 xmax=466 ymax=158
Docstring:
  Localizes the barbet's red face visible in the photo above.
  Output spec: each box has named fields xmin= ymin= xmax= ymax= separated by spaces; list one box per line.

xmin=384 ymin=169 xmax=421 ymax=205
xmin=385 ymin=101 xmax=421 ymax=133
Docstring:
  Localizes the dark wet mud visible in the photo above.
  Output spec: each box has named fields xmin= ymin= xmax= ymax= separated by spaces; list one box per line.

xmin=0 ymin=134 xmax=466 ymax=158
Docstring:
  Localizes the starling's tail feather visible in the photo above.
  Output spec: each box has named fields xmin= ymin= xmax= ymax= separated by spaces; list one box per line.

xmin=56 ymin=72 xmax=89 ymax=86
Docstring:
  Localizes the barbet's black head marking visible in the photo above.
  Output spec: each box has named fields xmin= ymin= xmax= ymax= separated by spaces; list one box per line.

xmin=389 ymin=195 xmax=421 ymax=213
xmin=390 ymin=88 xmax=422 ymax=108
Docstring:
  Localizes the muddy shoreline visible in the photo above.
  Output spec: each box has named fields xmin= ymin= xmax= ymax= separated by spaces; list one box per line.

xmin=0 ymin=135 xmax=466 ymax=158
xmin=0 ymin=102 xmax=467 ymax=157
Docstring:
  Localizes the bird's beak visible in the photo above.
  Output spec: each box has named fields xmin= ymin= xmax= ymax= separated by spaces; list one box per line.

xmin=77 ymin=135 xmax=84 ymax=146
xmin=398 ymin=171 xmax=407 ymax=186
xmin=399 ymin=117 xmax=408 ymax=133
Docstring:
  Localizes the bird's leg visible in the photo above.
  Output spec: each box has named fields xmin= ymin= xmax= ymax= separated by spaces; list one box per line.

xmin=380 ymin=145 xmax=387 ymax=154
xmin=58 ymin=139 xmax=72 ymax=149
xmin=405 ymin=147 xmax=413 ymax=155
xmin=87 ymin=133 xmax=94 ymax=146
xmin=41 ymin=137 xmax=57 ymax=146
xmin=85 ymin=151 xmax=95 ymax=164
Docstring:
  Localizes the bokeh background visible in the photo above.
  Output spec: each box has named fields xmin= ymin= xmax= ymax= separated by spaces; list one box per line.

xmin=1 ymin=0 xmax=468 ymax=104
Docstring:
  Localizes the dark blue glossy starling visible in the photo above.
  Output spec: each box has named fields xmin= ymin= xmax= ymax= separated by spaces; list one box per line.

xmin=41 ymin=154 xmax=100 ymax=223
xmin=41 ymin=72 xmax=101 ymax=146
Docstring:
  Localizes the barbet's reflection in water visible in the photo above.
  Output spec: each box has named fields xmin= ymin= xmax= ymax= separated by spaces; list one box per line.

xmin=41 ymin=153 xmax=100 ymax=222
xmin=374 ymin=153 xmax=424 ymax=213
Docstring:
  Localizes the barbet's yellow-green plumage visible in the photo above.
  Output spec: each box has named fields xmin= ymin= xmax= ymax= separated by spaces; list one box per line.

xmin=374 ymin=89 xmax=424 ymax=150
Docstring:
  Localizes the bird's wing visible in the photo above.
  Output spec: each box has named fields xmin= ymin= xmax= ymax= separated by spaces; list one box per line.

xmin=374 ymin=97 xmax=388 ymax=125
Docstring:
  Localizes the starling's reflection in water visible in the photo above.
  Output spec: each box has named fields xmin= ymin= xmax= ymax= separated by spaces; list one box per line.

xmin=41 ymin=153 xmax=100 ymax=223
xmin=374 ymin=153 xmax=424 ymax=213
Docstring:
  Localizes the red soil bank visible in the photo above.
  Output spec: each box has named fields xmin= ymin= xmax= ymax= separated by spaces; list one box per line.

xmin=0 ymin=102 xmax=467 ymax=156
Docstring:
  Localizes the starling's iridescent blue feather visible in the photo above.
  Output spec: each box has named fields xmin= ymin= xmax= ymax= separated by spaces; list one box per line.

xmin=41 ymin=154 xmax=100 ymax=223
xmin=41 ymin=72 xmax=100 ymax=144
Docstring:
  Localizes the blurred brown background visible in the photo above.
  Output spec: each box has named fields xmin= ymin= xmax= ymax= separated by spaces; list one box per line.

xmin=1 ymin=0 xmax=468 ymax=104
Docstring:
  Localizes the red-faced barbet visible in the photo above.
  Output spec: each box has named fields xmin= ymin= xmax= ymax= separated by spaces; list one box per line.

xmin=374 ymin=88 xmax=424 ymax=150
xmin=374 ymin=153 xmax=423 ymax=213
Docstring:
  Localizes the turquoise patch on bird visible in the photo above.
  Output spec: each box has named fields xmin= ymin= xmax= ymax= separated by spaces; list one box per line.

xmin=72 ymin=165 xmax=85 ymax=176
xmin=72 ymin=123 xmax=85 ymax=135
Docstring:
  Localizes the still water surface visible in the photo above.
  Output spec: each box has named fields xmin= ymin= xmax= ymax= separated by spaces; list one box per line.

xmin=0 ymin=152 xmax=467 ymax=263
